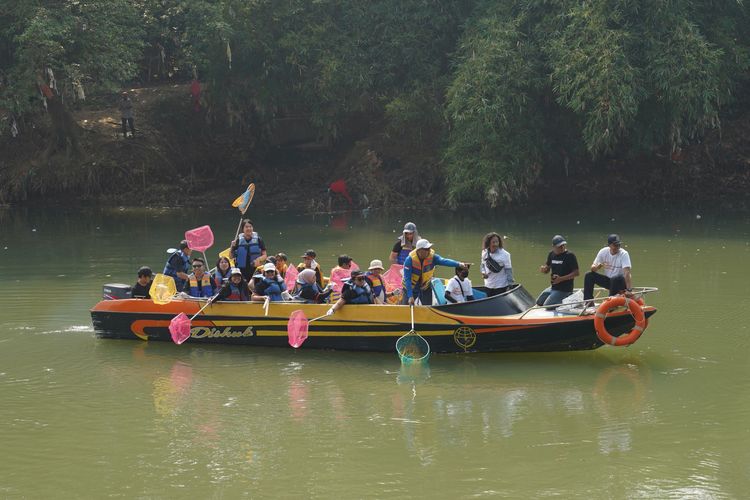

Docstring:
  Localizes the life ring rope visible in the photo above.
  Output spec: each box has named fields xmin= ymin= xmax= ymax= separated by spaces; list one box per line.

xmin=593 ymin=296 xmax=647 ymax=346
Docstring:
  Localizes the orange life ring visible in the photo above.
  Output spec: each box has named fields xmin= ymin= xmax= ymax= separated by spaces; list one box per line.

xmin=594 ymin=296 xmax=647 ymax=346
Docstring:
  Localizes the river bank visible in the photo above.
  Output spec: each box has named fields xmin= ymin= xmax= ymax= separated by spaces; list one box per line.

xmin=1 ymin=84 xmax=748 ymax=210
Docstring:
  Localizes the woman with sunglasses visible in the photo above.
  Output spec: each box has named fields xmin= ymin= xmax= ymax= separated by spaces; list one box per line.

xmin=252 ymin=263 xmax=288 ymax=302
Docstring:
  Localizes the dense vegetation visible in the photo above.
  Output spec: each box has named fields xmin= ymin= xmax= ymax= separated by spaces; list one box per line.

xmin=1 ymin=0 xmax=748 ymax=205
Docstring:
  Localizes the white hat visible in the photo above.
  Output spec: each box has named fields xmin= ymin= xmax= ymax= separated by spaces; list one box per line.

xmin=415 ymin=238 xmax=433 ymax=250
xmin=368 ymin=259 xmax=384 ymax=270
xmin=263 ymin=262 xmax=276 ymax=272
xmin=230 ymin=267 xmax=242 ymax=276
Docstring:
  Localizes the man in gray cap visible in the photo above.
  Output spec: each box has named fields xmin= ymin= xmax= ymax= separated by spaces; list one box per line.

xmin=536 ymin=235 xmax=579 ymax=307
xmin=390 ymin=221 xmax=420 ymax=265
xmin=583 ymin=233 xmax=632 ymax=305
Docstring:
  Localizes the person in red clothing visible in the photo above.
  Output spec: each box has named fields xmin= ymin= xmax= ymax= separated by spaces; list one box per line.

xmin=328 ymin=178 xmax=353 ymax=208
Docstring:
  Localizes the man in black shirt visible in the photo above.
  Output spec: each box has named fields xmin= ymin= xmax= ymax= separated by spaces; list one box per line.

xmin=536 ymin=235 xmax=579 ymax=307
xmin=132 ymin=266 xmax=153 ymax=299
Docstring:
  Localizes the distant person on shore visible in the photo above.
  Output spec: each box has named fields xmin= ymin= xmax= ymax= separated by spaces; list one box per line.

xmin=389 ymin=222 xmax=420 ymax=265
xmin=119 ymin=91 xmax=135 ymax=138
xmin=536 ymin=235 xmax=579 ymax=307
xmin=216 ymin=268 xmax=251 ymax=301
xmin=132 ymin=266 xmax=153 ymax=299
xmin=480 ymin=232 xmax=513 ymax=296
xmin=327 ymin=270 xmax=374 ymax=315
xmin=213 ymin=256 xmax=232 ymax=289
xmin=445 ymin=264 xmax=474 ymax=303
xmin=231 ymin=219 xmax=267 ymax=281
xmin=296 ymin=249 xmax=324 ymax=288
xmin=584 ymin=234 xmax=632 ymax=305
xmin=183 ymin=257 xmax=216 ymax=298
xmin=163 ymin=240 xmax=192 ymax=291
xmin=402 ymin=239 xmax=468 ymax=306
xmin=293 ymin=268 xmax=333 ymax=303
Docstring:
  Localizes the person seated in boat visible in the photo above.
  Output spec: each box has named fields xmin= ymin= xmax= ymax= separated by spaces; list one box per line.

xmin=327 ymin=271 xmax=373 ymax=315
xmin=252 ymin=263 xmax=288 ymax=302
xmin=294 ymin=268 xmax=333 ymax=304
xmin=163 ymin=240 xmax=192 ymax=291
xmin=389 ymin=222 xmax=420 ymax=265
xmin=584 ymin=234 xmax=632 ymax=306
xmin=230 ymin=219 xmax=267 ymax=281
xmin=216 ymin=268 xmax=251 ymax=301
xmin=402 ymin=239 xmax=468 ymax=306
xmin=132 ymin=266 xmax=153 ymax=299
xmin=536 ymin=235 xmax=579 ymax=308
xmin=296 ymin=249 xmax=324 ymax=288
xmin=213 ymin=256 xmax=232 ymax=289
xmin=480 ymin=232 xmax=513 ymax=296
xmin=364 ymin=259 xmax=398 ymax=304
xmin=275 ymin=252 xmax=290 ymax=278
xmin=183 ymin=257 xmax=216 ymax=298
xmin=252 ymin=255 xmax=276 ymax=287
xmin=445 ymin=264 xmax=475 ymax=303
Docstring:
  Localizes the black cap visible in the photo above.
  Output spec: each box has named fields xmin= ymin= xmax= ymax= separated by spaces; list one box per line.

xmin=302 ymin=249 xmax=316 ymax=258
xmin=137 ymin=266 xmax=153 ymax=277
xmin=179 ymin=239 xmax=189 ymax=250
xmin=607 ymin=234 xmax=621 ymax=245
xmin=350 ymin=270 xmax=364 ymax=279
xmin=552 ymin=235 xmax=567 ymax=247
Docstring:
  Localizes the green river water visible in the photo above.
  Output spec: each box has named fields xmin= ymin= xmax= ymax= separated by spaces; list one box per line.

xmin=1 ymin=204 xmax=748 ymax=498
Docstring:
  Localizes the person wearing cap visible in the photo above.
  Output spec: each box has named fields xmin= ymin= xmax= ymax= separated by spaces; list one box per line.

xmin=327 ymin=270 xmax=374 ymax=315
xmin=252 ymin=262 xmax=288 ymax=302
xmin=294 ymin=268 xmax=333 ymax=304
xmin=445 ymin=264 xmax=475 ymax=303
xmin=183 ymin=257 xmax=216 ymax=298
xmin=583 ymin=233 xmax=632 ymax=304
xmin=163 ymin=240 xmax=192 ymax=291
xmin=402 ymin=239 xmax=468 ymax=306
xmin=536 ymin=235 xmax=579 ymax=307
xmin=296 ymin=249 xmax=323 ymax=288
xmin=390 ymin=222 xmax=421 ymax=265
xmin=132 ymin=266 xmax=153 ymax=299
xmin=231 ymin=219 xmax=267 ymax=281
xmin=364 ymin=259 xmax=398 ymax=304
xmin=480 ymin=232 xmax=514 ymax=296
xmin=216 ymin=268 xmax=251 ymax=301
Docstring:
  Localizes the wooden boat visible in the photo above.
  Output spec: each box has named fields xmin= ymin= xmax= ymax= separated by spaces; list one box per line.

xmin=90 ymin=284 xmax=657 ymax=353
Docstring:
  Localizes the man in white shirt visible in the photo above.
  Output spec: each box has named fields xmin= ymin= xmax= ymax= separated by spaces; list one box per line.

xmin=445 ymin=264 xmax=474 ymax=303
xmin=583 ymin=234 xmax=632 ymax=304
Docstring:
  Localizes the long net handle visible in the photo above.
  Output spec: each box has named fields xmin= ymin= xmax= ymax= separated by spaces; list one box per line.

xmin=410 ymin=304 xmax=414 ymax=331
xmin=189 ymin=294 xmax=217 ymax=321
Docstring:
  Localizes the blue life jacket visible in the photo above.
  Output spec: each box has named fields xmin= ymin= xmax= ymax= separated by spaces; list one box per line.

xmin=164 ymin=250 xmax=190 ymax=289
xmin=213 ymin=268 xmax=230 ymax=288
xmin=260 ymin=277 xmax=284 ymax=302
xmin=224 ymin=282 xmax=247 ymax=301
xmin=188 ymin=273 xmax=214 ymax=298
xmin=235 ymin=232 xmax=261 ymax=269
xmin=343 ymin=282 xmax=373 ymax=304
xmin=397 ymin=247 xmax=411 ymax=265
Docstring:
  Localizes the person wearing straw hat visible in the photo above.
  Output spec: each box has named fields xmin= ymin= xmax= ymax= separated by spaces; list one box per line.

xmin=364 ymin=259 xmax=399 ymax=304
xmin=132 ymin=266 xmax=153 ymax=299
xmin=216 ymin=268 xmax=250 ymax=301
xmin=536 ymin=234 xmax=579 ymax=307
xmin=401 ymin=239 xmax=468 ymax=306
xmin=389 ymin=222 xmax=421 ymax=265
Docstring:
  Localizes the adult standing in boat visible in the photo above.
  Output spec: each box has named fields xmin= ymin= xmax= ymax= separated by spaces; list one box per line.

xmin=328 ymin=270 xmax=374 ymax=315
xmin=537 ymin=235 xmax=579 ymax=307
xmin=163 ymin=240 xmax=192 ymax=292
xmin=480 ymin=232 xmax=513 ymax=296
xmin=296 ymin=249 xmax=323 ymax=288
xmin=402 ymin=239 xmax=467 ymax=306
xmin=213 ymin=256 xmax=232 ymax=289
xmin=390 ymin=222 xmax=420 ymax=265
xmin=231 ymin=219 xmax=267 ymax=281
xmin=183 ymin=257 xmax=216 ymax=298
xmin=216 ymin=268 xmax=251 ymax=301
xmin=583 ymin=234 xmax=631 ymax=304
xmin=132 ymin=266 xmax=153 ymax=299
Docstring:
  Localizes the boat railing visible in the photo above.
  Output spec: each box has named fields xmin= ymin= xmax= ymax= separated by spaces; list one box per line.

xmin=518 ymin=286 xmax=659 ymax=319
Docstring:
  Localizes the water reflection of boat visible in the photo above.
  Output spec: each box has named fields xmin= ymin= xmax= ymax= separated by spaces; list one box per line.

xmin=90 ymin=284 xmax=657 ymax=353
